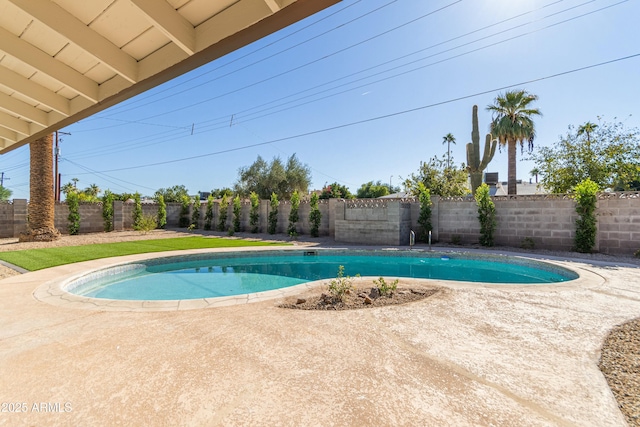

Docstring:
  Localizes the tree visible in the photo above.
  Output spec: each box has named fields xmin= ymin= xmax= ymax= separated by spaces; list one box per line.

xmin=19 ymin=134 xmax=60 ymax=242
xmin=319 ymin=182 xmax=353 ymax=199
xmin=155 ymin=185 xmax=189 ymax=203
xmin=249 ymin=192 xmax=260 ymax=233
xmin=529 ymin=168 xmax=540 ymax=184
xmin=416 ymin=182 xmax=432 ymax=242
xmin=356 ymin=181 xmax=390 ymax=198
xmin=156 ymin=194 xmax=167 ymax=229
xmin=287 ymin=190 xmax=300 ymax=236
xmin=442 ymin=133 xmax=456 ymax=170
xmin=235 ymin=154 xmax=311 ymax=199
xmin=404 ymin=154 xmax=469 ymax=197
xmin=0 ymin=185 xmax=12 ymax=201
xmin=268 ymin=192 xmax=278 ymax=234
xmin=529 ymin=119 xmax=640 ymax=193
xmin=309 ymin=192 xmax=321 ymax=237
xmin=487 ymin=90 xmax=542 ymax=195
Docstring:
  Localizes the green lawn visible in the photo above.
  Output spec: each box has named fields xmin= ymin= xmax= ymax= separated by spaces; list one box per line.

xmin=0 ymin=236 xmax=287 ymax=271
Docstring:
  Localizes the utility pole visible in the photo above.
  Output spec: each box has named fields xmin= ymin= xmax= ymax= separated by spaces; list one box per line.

xmin=55 ymin=131 xmax=71 ymax=202
xmin=0 ymin=172 xmax=9 ymax=187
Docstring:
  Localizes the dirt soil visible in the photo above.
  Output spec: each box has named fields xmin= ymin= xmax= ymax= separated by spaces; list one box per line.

xmin=0 ymin=229 xmax=638 ymax=424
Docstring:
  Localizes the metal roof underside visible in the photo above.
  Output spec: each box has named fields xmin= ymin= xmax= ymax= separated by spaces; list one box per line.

xmin=0 ymin=0 xmax=339 ymax=154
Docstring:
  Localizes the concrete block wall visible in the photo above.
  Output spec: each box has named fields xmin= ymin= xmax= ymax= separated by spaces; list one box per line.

xmin=0 ymin=201 xmax=14 ymax=238
xmin=596 ymin=193 xmax=640 ymax=254
xmin=336 ymin=200 xmax=411 ymax=245
xmin=435 ymin=198 xmax=480 ymax=244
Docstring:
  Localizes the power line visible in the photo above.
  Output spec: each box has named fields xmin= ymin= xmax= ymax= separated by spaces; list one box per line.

xmin=71 ymin=53 xmax=640 ymax=174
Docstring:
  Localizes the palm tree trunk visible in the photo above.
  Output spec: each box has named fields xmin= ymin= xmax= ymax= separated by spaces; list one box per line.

xmin=507 ymin=138 xmax=517 ymax=195
xmin=19 ymin=134 xmax=60 ymax=242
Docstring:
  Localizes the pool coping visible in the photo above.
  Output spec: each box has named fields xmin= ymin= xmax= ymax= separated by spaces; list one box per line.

xmin=32 ymin=246 xmax=607 ymax=312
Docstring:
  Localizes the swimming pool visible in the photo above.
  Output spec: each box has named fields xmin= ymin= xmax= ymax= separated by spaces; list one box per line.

xmin=66 ymin=250 xmax=579 ymax=301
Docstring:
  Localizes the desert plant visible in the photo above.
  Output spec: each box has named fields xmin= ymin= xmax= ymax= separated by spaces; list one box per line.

xmin=573 ymin=178 xmax=598 ymax=253
xmin=417 ymin=182 xmax=432 ymax=242
xmin=328 ymin=265 xmax=354 ymax=302
xmin=466 ymin=105 xmax=497 ymax=195
xmin=179 ymin=194 xmax=190 ymax=228
xmin=218 ymin=194 xmax=229 ymax=231
xmin=309 ymin=192 xmax=321 ymax=237
xmin=287 ymin=190 xmax=300 ymax=236
xmin=268 ymin=192 xmax=278 ymax=234
xmin=520 ymin=237 xmax=535 ymax=250
xmin=374 ymin=277 xmax=398 ymax=296
xmin=66 ymin=191 xmax=80 ymax=235
xmin=190 ymin=196 xmax=200 ymax=229
xmin=102 ymin=189 xmax=115 ymax=232
xmin=156 ymin=194 xmax=167 ymax=229
xmin=233 ymin=195 xmax=241 ymax=232
xmin=204 ymin=195 xmax=214 ymax=231
xmin=249 ymin=191 xmax=260 ymax=233
xmin=132 ymin=192 xmax=143 ymax=230
xmin=136 ymin=214 xmax=157 ymax=234
xmin=475 ymin=183 xmax=496 ymax=246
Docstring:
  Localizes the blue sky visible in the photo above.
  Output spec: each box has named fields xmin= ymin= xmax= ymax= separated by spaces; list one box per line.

xmin=2 ymin=0 xmax=639 ymax=199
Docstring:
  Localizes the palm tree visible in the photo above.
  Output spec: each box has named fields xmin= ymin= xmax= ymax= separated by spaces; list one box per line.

xmin=442 ymin=133 xmax=456 ymax=171
xmin=577 ymin=121 xmax=598 ymax=144
xmin=19 ymin=134 xmax=60 ymax=241
xmin=487 ymin=90 xmax=542 ymax=195
xmin=530 ymin=167 xmax=540 ymax=184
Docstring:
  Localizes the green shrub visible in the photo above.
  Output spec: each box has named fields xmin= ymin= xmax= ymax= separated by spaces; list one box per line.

xmin=156 ymin=194 xmax=167 ymax=229
xmin=179 ymin=195 xmax=190 ymax=228
xmin=233 ymin=195 xmax=241 ymax=232
xmin=102 ymin=190 xmax=114 ymax=232
xmin=475 ymin=183 xmax=496 ymax=247
xmin=66 ymin=191 xmax=80 ymax=235
xmin=190 ymin=196 xmax=200 ymax=229
xmin=268 ymin=192 xmax=278 ymax=235
xmin=218 ymin=194 xmax=229 ymax=231
xmin=451 ymin=235 xmax=461 ymax=245
xmin=132 ymin=192 xmax=143 ymax=230
xmin=249 ymin=191 xmax=260 ymax=233
xmin=136 ymin=214 xmax=157 ymax=234
xmin=520 ymin=237 xmax=535 ymax=250
xmin=417 ymin=182 xmax=432 ymax=242
xmin=309 ymin=192 xmax=321 ymax=237
xmin=573 ymin=179 xmax=598 ymax=253
xmin=287 ymin=190 xmax=300 ymax=236
xmin=328 ymin=265 xmax=354 ymax=302
xmin=374 ymin=277 xmax=398 ymax=296
xmin=635 ymin=249 xmax=640 ymax=258
xmin=204 ymin=195 xmax=214 ymax=231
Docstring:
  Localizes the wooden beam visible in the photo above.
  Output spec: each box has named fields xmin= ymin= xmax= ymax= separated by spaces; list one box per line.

xmin=0 ymin=67 xmax=70 ymax=116
xmin=131 ymin=0 xmax=196 ymax=55
xmin=0 ymin=92 xmax=49 ymax=126
xmin=0 ymin=26 xmax=99 ymax=102
xmin=7 ymin=0 xmax=139 ymax=84
xmin=263 ymin=0 xmax=282 ymax=13
xmin=0 ymin=127 xmax=18 ymax=142
xmin=0 ymin=110 xmax=30 ymax=136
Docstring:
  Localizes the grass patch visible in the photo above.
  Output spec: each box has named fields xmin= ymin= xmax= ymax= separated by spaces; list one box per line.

xmin=0 ymin=237 xmax=287 ymax=271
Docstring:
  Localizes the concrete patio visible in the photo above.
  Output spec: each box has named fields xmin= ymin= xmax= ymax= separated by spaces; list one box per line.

xmin=0 ymin=247 xmax=638 ymax=426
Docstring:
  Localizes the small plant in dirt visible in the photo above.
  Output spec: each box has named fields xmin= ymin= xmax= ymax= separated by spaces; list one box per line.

xmin=233 ymin=195 xmax=241 ymax=232
xmin=218 ymin=194 xmax=229 ymax=231
xmin=309 ymin=192 xmax=321 ymax=237
xmin=136 ymin=214 xmax=157 ymax=234
xmin=66 ymin=191 xmax=80 ymax=235
xmin=249 ymin=191 xmax=260 ymax=233
xmin=328 ymin=265 xmax=354 ymax=302
xmin=268 ymin=192 xmax=279 ymax=234
xmin=204 ymin=195 xmax=214 ymax=231
xmin=179 ymin=194 xmax=190 ymax=228
xmin=156 ymin=194 xmax=167 ymax=229
xmin=102 ymin=189 xmax=115 ymax=232
xmin=190 ymin=196 xmax=200 ymax=229
xmin=475 ymin=183 xmax=496 ymax=247
xmin=520 ymin=237 xmax=535 ymax=250
xmin=374 ymin=277 xmax=398 ymax=296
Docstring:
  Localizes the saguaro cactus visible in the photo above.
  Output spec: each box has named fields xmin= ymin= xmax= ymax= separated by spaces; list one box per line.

xmin=466 ymin=105 xmax=497 ymax=195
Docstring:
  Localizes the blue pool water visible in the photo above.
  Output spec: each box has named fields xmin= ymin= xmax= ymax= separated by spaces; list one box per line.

xmin=68 ymin=251 xmax=578 ymax=301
